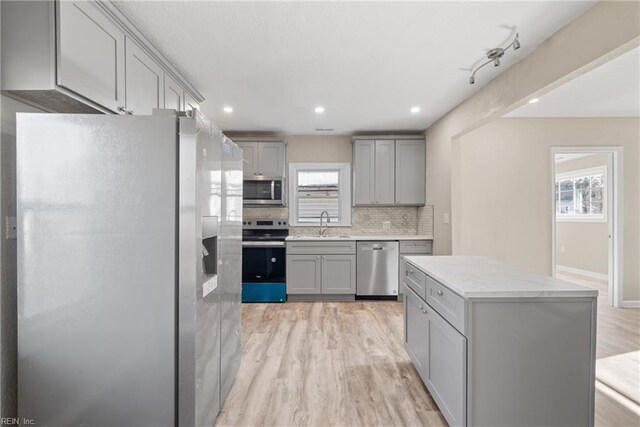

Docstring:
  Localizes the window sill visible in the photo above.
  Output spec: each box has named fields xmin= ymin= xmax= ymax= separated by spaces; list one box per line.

xmin=556 ymin=216 xmax=606 ymax=223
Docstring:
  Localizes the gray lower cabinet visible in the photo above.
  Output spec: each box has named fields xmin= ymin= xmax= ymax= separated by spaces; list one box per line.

xmin=287 ymin=254 xmax=355 ymax=295
xmin=426 ymin=307 xmax=466 ymax=427
xmin=321 ymin=255 xmax=356 ymax=294
xmin=404 ymin=286 xmax=429 ymax=382
xmin=403 ymin=258 xmax=597 ymax=426
xmin=404 ymin=284 xmax=466 ymax=427
xmin=287 ymin=241 xmax=356 ymax=295
xmin=286 ymin=255 xmax=322 ymax=294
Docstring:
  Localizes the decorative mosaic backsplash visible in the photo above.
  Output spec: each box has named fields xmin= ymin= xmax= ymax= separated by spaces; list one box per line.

xmin=244 ymin=205 xmax=434 ymax=237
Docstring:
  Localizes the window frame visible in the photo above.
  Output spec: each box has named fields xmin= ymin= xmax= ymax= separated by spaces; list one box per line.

xmin=555 ymin=165 xmax=607 ymax=223
xmin=288 ymin=163 xmax=352 ymax=227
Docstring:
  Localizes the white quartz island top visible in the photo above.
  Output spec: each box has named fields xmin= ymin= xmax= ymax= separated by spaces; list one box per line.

xmin=403 ymin=255 xmax=598 ymax=299
xmin=286 ymin=235 xmax=433 ymax=241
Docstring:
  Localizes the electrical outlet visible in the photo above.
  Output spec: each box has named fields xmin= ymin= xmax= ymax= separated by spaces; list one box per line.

xmin=382 ymin=221 xmax=391 ymax=230
xmin=6 ymin=216 xmax=16 ymax=239
xmin=443 ymin=213 xmax=450 ymax=224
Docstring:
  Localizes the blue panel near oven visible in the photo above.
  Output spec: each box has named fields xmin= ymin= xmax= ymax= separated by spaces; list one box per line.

xmin=242 ymin=282 xmax=287 ymax=303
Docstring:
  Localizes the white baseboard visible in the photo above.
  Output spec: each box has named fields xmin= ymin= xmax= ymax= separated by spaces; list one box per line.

xmin=556 ymin=265 xmax=608 ymax=281
xmin=622 ymin=301 xmax=640 ymax=308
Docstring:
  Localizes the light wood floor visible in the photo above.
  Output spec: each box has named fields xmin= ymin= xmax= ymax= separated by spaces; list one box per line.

xmin=216 ymin=301 xmax=447 ymax=427
xmin=557 ymin=272 xmax=640 ymax=426
xmin=217 ymin=297 xmax=640 ymax=427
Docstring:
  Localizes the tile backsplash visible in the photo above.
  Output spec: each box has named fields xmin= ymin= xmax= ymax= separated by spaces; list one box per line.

xmin=244 ymin=205 xmax=434 ymax=237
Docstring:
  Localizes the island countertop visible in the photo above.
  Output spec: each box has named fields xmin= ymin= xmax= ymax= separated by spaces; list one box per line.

xmin=403 ymin=255 xmax=598 ymax=299
xmin=286 ymin=235 xmax=433 ymax=241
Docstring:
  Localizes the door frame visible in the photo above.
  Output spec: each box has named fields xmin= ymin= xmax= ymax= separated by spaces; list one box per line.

xmin=550 ymin=147 xmax=624 ymax=307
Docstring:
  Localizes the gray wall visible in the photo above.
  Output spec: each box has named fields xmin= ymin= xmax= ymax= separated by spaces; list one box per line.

xmin=0 ymin=95 xmax=45 ymax=418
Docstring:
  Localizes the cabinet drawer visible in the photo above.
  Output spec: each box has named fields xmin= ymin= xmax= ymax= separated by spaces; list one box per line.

xmin=400 ymin=240 xmax=433 ymax=254
xmin=403 ymin=260 xmax=427 ymax=300
xmin=425 ymin=276 xmax=466 ymax=334
xmin=286 ymin=241 xmax=356 ymax=255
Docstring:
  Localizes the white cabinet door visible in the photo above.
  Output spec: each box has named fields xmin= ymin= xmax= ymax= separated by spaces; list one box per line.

xmin=374 ymin=140 xmax=395 ymax=204
xmin=395 ymin=140 xmax=426 ymax=205
xmin=321 ymin=255 xmax=356 ymax=294
xmin=57 ymin=1 xmax=126 ymax=112
xmin=353 ymin=140 xmax=375 ymax=205
xmin=125 ymin=38 xmax=164 ymax=115
xmin=236 ymin=142 xmax=258 ymax=177
xmin=257 ymin=143 xmax=285 ymax=177
xmin=404 ymin=285 xmax=429 ymax=383
xmin=184 ymin=91 xmax=199 ymax=114
xmin=286 ymin=255 xmax=322 ymax=294
xmin=164 ymin=74 xmax=183 ymax=111
xmin=427 ymin=308 xmax=467 ymax=427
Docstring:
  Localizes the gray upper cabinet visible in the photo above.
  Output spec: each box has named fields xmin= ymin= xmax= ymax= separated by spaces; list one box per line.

xmin=57 ymin=1 xmax=126 ymax=112
xmin=374 ymin=140 xmax=395 ymax=204
xmin=184 ymin=91 xmax=199 ymax=114
xmin=353 ymin=140 xmax=375 ymax=205
xmin=125 ymin=38 xmax=164 ymax=115
xmin=352 ymin=137 xmax=425 ymax=206
xmin=236 ymin=142 xmax=285 ymax=178
xmin=395 ymin=140 xmax=426 ymax=205
xmin=236 ymin=142 xmax=258 ymax=177
xmin=1 ymin=0 xmax=202 ymax=114
xmin=258 ymin=143 xmax=286 ymax=177
xmin=164 ymin=74 xmax=184 ymax=111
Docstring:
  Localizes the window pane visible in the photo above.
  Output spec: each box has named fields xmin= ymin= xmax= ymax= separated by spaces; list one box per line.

xmin=590 ymin=174 xmax=604 ymax=202
xmin=591 ymin=201 xmax=603 ymax=215
xmin=560 ymin=190 xmax=573 ymax=202
xmin=559 ymin=180 xmax=573 ymax=192
xmin=297 ymin=170 xmax=340 ymax=223
xmin=559 ymin=202 xmax=574 ymax=215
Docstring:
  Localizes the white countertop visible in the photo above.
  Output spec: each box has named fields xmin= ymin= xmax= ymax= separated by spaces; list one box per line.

xmin=403 ymin=255 xmax=598 ymax=299
xmin=286 ymin=235 xmax=433 ymax=241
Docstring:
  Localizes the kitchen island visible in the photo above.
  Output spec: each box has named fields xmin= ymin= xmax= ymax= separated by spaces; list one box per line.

xmin=402 ymin=255 xmax=598 ymax=427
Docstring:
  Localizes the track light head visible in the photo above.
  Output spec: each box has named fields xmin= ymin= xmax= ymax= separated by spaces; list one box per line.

xmin=469 ymin=75 xmax=475 ymax=85
xmin=493 ymin=58 xmax=500 ymax=67
xmin=513 ymin=34 xmax=521 ymax=50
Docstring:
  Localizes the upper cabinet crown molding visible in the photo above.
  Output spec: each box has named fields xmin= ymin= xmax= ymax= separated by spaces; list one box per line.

xmin=1 ymin=0 xmax=203 ymax=114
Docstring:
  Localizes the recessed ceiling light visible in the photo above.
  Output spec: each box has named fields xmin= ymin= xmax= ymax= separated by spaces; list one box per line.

xmin=410 ymin=106 xmax=421 ymax=113
xmin=315 ymin=106 xmax=325 ymax=114
xmin=528 ymin=98 xmax=539 ymax=104
xmin=223 ymin=106 xmax=233 ymax=113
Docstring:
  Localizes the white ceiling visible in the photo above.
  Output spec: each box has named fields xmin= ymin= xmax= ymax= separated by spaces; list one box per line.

xmin=115 ymin=0 xmax=596 ymax=134
xmin=506 ymin=46 xmax=640 ymax=118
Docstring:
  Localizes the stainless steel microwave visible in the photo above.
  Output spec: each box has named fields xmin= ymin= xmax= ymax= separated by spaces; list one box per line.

xmin=243 ymin=177 xmax=284 ymax=206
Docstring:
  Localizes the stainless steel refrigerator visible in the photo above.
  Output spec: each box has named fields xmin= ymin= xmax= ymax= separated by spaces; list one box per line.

xmin=16 ymin=110 xmax=242 ymax=426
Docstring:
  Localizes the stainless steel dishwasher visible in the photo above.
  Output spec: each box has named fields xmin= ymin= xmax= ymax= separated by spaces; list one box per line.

xmin=356 ymin=241 xmax=399 ymax=296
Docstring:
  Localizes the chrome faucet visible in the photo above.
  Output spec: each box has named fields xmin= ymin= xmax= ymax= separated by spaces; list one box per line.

xmin=319 ymin=211 xmax=331 ymax=236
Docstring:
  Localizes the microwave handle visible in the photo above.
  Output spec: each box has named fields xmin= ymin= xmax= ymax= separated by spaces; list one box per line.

xmin=271 ymin=181 xmax=275 ymax=200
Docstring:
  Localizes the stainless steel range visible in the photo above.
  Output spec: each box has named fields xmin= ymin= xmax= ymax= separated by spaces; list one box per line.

xmin=242 ymin=218 xmax=289 ymax=302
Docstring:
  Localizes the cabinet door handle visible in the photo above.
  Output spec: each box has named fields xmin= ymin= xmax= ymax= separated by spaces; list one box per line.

xmin=437 ymin=290 xmax=443 ymax=296
xmin=117 ymin=106 xmax=127 ymax=114
xmin=421 ymin=308 xmax=427 ymax=314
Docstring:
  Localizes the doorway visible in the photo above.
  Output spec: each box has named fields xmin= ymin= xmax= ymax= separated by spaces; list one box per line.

xmin=550 ymin=147 xmax=623 ymax=308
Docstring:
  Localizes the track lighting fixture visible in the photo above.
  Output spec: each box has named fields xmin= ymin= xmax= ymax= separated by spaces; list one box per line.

xmin=469 ymin=33 xmax=520 ymax=85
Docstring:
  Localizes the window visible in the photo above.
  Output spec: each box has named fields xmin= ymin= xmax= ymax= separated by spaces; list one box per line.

xmin=289 ymin=163 xmax=351 ymax=226
xmin=555 ymin=166 xmax=606 ymax=222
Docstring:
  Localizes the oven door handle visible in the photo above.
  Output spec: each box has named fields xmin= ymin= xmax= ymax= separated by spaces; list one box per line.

xmin=242 ymin=241 xmax=286 ymax=248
